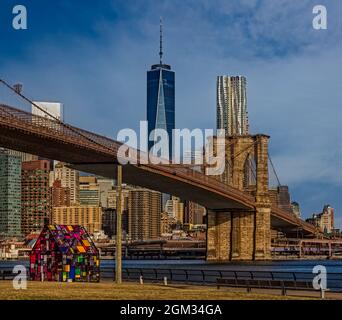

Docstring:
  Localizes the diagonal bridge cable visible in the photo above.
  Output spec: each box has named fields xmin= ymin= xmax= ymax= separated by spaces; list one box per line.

xmin=268 ymin=152 xmax=281 ymax=187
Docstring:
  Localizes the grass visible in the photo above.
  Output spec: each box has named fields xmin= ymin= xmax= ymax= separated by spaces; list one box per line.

xmin=0 ymin=281 xmax=314 ymax=300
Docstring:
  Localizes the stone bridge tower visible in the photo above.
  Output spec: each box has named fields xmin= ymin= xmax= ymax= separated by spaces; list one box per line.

xmin=206 ymin=134 xmax=271 ymax=261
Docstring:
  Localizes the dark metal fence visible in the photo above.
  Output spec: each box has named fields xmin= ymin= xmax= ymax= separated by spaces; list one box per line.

xmin=3 ymin=265 xmax=342 ymax=292
xmin=102 ymin=267 xmax=342 ymax=292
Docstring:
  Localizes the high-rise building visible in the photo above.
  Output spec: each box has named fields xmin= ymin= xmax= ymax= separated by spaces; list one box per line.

xmin=79 ymin=176 xmax=99 ymax=206
xmin=161 ymin=211 xmax=176 ymax=235
xmin=102 ymin=209 xmax=116 ymax=238
xmin=31 ymin=102 xmax=64 ymax=167
xmin=217 ymin=76 xmax=248 ymax=136
xmin=147 ymin=19 xmax=175 ymax=158
xmin=0 ymin=153 xmax=22 ymax=238
xmin=102 ymin=208 xmax=129 ymax=238
xmin=51 ymin=180 xmax=70 ymax=207
xmin=128 ymin=188 xmax=161 ymax=241
xmin=98 ymin=178 xmax=114 ymax=208
xmin=52 ymin=206 xmax=102 ymax=234
xmin=21 ymin=160 xmax=51 ymax=236
xmin=107 ymin=186 xmax=131 ymax=211
xmin=184 ymin=201 xmax=206 ymax=225
xmin=165 ymin=196 xmax=184 ymax=223
xmin=32 ymin=101 xmax=64 ymax=121
xmin=0 ymin=148 xmax=38 ymax=162
xmin=54 ymin=162 xmax=79 ymax=205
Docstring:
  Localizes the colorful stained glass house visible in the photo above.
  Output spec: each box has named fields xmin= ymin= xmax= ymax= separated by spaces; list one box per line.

xmin=30 ymin=225 xmax=100 ymax=282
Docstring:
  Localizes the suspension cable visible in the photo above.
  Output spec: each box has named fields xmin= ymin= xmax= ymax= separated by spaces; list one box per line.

xmin=268 ymin=152 xmax=281 ymax=186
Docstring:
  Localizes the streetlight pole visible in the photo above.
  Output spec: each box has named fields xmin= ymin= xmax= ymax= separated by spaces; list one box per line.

xmin=115 ymin=165 xmax=122 ymax=284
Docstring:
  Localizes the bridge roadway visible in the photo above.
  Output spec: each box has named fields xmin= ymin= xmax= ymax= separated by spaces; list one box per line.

xmin=0 ymin=103 xmax=317 ymax=235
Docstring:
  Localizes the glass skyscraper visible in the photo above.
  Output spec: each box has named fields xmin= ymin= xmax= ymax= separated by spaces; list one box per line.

xmin=0 ymin=152 xmax=22 ymax=238
xmin=147 ymin=20 xmax=175 ymax=159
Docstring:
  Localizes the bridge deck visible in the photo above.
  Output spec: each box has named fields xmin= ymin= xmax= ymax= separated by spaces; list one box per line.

xmin=0 ymin=103 xmax=317 ymax=235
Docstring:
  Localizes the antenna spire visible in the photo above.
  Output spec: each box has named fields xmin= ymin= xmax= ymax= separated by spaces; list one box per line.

xmin=159 ymin=17 xmax=163 ymax=65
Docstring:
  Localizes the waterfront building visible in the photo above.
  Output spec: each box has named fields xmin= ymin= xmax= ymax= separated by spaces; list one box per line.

xmin=128 ymin=188 xmax=161 ymax=241
xmin=147 ymin=19 xmax=175 ymax=158
xmin=217 ymin=76 xmax=248 ymax=136
xmin=21 ymin=160 xmax=51 ymax=236
xmin=0 ymin=153 xmax=22 ymax=238
xmin=54 ymin=162 xmax=79 ymax=205
xmin=306 ymin=205 xmax=335 ymax=234
xmin=52 ymin=206 xmax=102 ymax=234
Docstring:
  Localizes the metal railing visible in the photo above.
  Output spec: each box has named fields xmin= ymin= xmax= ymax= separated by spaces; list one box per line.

xmin=103 ymin=267 xmax=342 ymax=291
xmin=2 ymin=265 xmax=342 ymax=291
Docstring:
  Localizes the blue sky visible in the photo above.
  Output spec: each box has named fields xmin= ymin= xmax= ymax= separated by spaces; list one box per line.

xmin=0 ymin=0 xmax=341 ymax=224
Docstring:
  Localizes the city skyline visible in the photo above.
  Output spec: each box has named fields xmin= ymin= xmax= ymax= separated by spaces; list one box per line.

xmin=0 ymin=0 xmax=341 ymax=225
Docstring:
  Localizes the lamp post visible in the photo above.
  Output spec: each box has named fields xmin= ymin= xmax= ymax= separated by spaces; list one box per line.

xmin=115 ymin=165 xmax=122 ymax=284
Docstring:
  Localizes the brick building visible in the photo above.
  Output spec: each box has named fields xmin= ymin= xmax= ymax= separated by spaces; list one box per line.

xmin=51 ymin=180 xmax=70 ymax=207
xmin=21 ymin=160 xmax=52 ymax=236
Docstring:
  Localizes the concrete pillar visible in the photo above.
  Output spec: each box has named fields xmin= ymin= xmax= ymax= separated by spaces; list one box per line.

xmin=230 ymin=211 xmax=255 ymax=261
xmin=254 ymin=205 xmax=271 ymax=260
xmin=206 ymin=210 xmax=218 ymax=260
xmin=254 ymin=135 xmax=271 ymax=260
xmin=207 ymin=210 xmax=231 ymax=261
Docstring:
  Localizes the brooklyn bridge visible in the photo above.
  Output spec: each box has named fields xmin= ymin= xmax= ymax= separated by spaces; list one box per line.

xmin=0 ymin=80 xmax=321 ymax=261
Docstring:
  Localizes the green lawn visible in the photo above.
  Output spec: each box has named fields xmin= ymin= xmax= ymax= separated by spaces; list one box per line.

xmin=0 ymin=281 xmax=313 ymax=300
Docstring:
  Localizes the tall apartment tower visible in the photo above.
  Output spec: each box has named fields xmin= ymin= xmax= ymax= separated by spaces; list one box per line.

xmin=147 ymin=19 xmax=175 ymax=158
xmin=128 ymin=189 xmax=161 ymax=241
xmin=217 ymin=76 xmax=249 ymax=136
xmin=0 ymin=153 xmax=22 ymax=238
xmin=21 ymin=160 xmax=51 ymax=236
xmin=54 ymin=162 xmax=79 ymax=205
